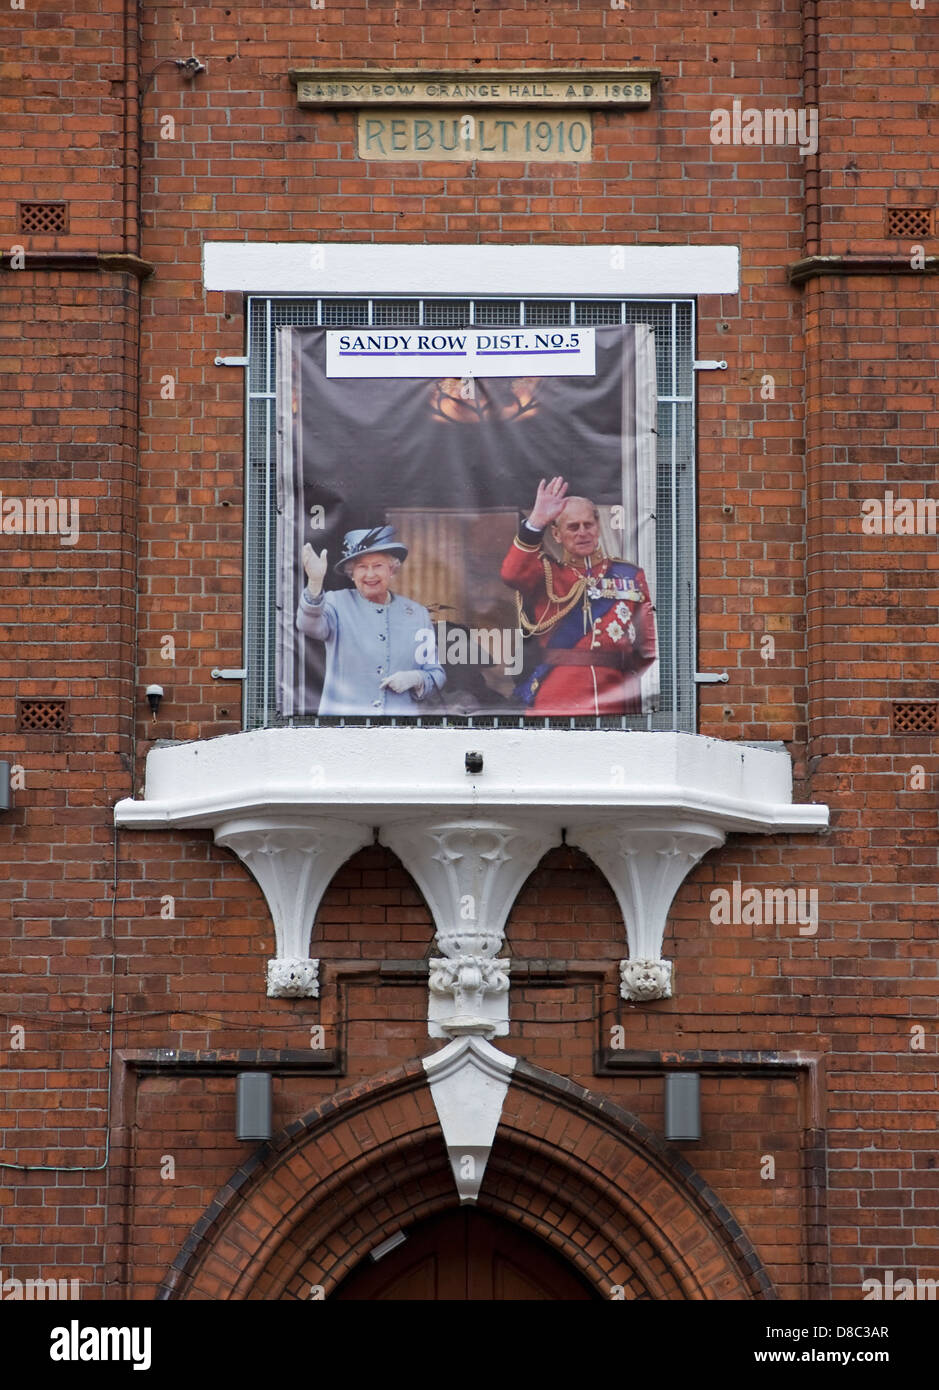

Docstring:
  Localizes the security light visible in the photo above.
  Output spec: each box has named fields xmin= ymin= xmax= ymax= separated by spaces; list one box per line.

xmin=145 ymin=685 xmax=164 ymax=720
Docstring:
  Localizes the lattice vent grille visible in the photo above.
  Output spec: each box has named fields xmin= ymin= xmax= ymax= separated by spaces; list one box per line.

xmin=886 ymin=207 xmax=933 ymax=239
xmin=17 ymin=202 xmax=68 ymax=235
xmin=891 ymin=701 xmax=939 ymax=733
xmin=16 ymin=698 xmax=69 ymax=732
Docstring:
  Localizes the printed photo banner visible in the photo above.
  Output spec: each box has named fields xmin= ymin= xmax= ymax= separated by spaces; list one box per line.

xmin=275 ymin=323 xmax=659 ymax=719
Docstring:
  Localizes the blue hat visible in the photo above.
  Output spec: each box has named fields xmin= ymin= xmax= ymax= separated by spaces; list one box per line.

xmin=336 ymin=525 xmax=409 ymax=574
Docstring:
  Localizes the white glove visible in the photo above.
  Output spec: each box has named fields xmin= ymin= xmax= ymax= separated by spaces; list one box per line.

xmin=380 ymin=670 xmax=425 ymax=695
xmin=302 ymin=544 xmax=328 ymax=597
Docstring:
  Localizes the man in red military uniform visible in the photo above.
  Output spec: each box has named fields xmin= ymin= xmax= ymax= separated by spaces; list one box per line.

xmin=501 ymin=475 xmax=657 ymax=715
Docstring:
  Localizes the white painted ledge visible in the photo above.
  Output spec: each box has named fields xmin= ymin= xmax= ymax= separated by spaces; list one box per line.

xmin=203 ymin=242 xmax=740 ymax=297
xmin=113 ymin=729 xmax=827 ymax=834
xmin=114 ymin=730 xmax=827 ymax=1014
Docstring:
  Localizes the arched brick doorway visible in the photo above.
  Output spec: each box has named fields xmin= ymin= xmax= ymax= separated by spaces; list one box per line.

xmin=159 ymin=1057 xmax=775 ymax=1301
xmin=333 ymin=1207 xmax=600 ymax=1300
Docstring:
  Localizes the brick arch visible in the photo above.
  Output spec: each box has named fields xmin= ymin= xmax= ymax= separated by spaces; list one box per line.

xmin=159 ymin=1056 xmax=775 ymax=1301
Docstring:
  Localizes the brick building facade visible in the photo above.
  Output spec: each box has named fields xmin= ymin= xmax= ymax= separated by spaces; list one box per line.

xmin=1 ymin=0 xmax=937 ymax=1314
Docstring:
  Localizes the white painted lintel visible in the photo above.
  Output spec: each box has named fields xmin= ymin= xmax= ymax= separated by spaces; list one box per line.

xmin=203 ymin=242 xmax=740 ymax=298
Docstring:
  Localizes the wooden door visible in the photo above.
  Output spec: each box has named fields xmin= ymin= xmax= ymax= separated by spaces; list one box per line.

xmin=333 ymin=1207 xmax=599 ymax=1301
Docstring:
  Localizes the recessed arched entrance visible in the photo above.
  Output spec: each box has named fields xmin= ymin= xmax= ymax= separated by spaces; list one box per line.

xmin=159 ymin=1056 xmax=775 ymax=1302
xmin=333 ymin=1206 xmax=600 ymax=1301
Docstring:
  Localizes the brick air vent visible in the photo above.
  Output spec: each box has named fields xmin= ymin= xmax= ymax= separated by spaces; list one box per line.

xmin=17 ymin=202 xmax=69 ymax=235
xmin=891 ymin=700 xmax=939 ymax=734
xmin=886 ymin=207 xmax=933 ymax=240
xmin=16 ymin=698 xmax=70 ymax=732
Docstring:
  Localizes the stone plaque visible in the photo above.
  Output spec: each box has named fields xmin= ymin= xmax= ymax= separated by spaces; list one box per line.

xmin=290 ymin=69 xmax=656 ymax=108
xmin=357 ymin=109 xmax=592 ymax=162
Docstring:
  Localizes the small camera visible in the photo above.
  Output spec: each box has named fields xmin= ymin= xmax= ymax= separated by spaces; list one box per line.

xmin=465 ymin=751 xmax=483 ymax=775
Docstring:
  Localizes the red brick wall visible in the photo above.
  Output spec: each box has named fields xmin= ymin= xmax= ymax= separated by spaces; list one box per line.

xmin=1 ymin=0 xmax=937 ymax=1302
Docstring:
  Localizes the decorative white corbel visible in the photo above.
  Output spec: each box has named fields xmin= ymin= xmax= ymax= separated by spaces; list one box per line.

xmin=423 ymin=1034 xmax=517 ymax=1203
xmin=382 ymin=817 xmax=561 ymax=1036
xmin=568 ymin=821 xmax=725 ymax=1001
xmin=115 ymin=729 xmax=829 ymax=1008
xmin=214 ymin=815 xmax=372 ymax=997
xmin=427 ymin=955 xmax=511 ymax=1025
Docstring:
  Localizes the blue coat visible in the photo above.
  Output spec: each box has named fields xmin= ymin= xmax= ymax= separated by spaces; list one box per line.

xmin=296 ymin=586 xmax=446 ymax=716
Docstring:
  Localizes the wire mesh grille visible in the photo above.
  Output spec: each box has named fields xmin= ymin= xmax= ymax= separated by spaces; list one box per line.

xmin=576 ymin=303 xmax=622 ymax=325
xmin=374 ymin=300 xmax=421 ymax=325
xmin=475 ymin=301 xmax=521 ymax=326
xmin=424 ymin=300 xmax=472 ymax=326
xmin=323 ymin=299 xmax=368 ymax=327
xmin=245 ymin=295 xmax=696 ymax=733
xmin=523 ymin=300 xmax=572 ymax=325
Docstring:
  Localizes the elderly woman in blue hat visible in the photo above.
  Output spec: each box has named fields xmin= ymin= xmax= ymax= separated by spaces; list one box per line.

xmin=297 ymin=525 xmax=446 ymax=715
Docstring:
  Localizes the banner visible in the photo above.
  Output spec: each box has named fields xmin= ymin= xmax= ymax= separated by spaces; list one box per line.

xmin=326 ymin=326 xmax=596 ymax=378
xmin=276 ymin=324 xmax=659 ymax=718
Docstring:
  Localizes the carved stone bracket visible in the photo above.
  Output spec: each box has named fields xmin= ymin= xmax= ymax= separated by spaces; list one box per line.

xmin=423 ymin=1034 xmax=517 ymax=1203
xmin=382 ymin=817 xmax=561 ymax=1037
xmin=568 ymin=821 xmax=725 ymax=1002
xmin=266 ymin=957 xmax=321 ymax=999
xmin=428 ymin=955 xmax=511 ymax=1029
xmin=619 ymin=957 xmax=673 ymax=1002
xmin=214 ymin=815 xmax=372 ymax=998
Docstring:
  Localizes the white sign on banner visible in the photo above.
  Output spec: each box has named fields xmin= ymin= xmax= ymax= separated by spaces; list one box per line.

xmin=326 ymin=326 xmax=596 ymax=378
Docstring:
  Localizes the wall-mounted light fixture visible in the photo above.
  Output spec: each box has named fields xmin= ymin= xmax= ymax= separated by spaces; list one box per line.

xmin=665 ymin=1071 xmax=701 ymax=1141
xmin=145 ymin=685 xmax=164 ymax=721
xmin=236 ymin=1072 xmax=272 ymax=1141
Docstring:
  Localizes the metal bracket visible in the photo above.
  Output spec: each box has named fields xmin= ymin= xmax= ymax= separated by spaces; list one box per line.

xmin=211 ymin=668 xmax=248 ymax=680
xmin=692 ymin=360 xmax=727 ymax=371
xmin=214 ymin=356 xmax=249 ymax=368
xmin=694 ymin=672 xmax=729 ymax=684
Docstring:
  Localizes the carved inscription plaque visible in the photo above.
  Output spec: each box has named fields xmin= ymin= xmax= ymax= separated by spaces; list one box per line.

xmin=357 ymin=110 xmax=592 ymax=162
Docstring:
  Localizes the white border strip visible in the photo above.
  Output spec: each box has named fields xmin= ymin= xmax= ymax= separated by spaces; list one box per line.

xmin=204 ymin=242 xmax=739 ymax=297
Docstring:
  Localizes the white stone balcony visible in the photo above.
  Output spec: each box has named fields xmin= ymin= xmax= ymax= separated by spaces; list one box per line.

xmin=114 ymin=728 xmax=829 ymax=1020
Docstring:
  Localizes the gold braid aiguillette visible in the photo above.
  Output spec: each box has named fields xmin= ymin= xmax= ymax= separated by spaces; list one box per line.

xmin=515 ymin=555 xmax=589 ymax=638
